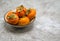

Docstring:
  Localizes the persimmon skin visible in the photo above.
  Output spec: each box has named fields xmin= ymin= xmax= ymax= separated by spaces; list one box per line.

xmin=16 ymin=8 xmax=27 ymax=17
xmin=27 ymin=9 xmax=36 ymax=20
xmin=18 ymin=17 xmax=30 ymax=26
xmin=5 ymin=11 xmax=19 ymax=25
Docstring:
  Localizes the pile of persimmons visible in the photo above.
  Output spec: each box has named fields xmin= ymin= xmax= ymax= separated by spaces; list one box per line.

xmin=5 ymin=5 xmax=36 ymax=26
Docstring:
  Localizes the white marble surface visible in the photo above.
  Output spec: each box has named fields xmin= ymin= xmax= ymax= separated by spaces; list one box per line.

xmin=0 ymin=0 xmax=60 ymax=41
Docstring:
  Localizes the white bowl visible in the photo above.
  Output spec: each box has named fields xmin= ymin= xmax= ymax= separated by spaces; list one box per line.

xmin=4 ymin=11 xmax=36 ymax=28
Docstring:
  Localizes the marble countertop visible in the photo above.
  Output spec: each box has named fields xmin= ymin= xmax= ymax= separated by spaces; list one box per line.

xmin=0 ymin=0 xmax=60 ymax=41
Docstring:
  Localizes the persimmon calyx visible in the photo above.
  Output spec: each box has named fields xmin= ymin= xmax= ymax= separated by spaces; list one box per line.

xmin=8 ymin=14 xmax=16 ymax=19
xmin=25 ymin=9 xmax=30 ymax=16
xmin=16 ymin=5 xmax=24 ymax=12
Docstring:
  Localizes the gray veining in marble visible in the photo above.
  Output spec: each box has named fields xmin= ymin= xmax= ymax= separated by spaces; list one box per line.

xmin=0 ymin=0 xmax=60 ymax=41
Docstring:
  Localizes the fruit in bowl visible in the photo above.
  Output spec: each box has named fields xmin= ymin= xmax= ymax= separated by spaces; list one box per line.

xmin=18 ymin=17 xmax=30 ymax=26
xmin=16 ymin=5 xmax=27 ymax=17
xmin=4 ymin=5 xmax=36 ymax=28
xmin=5 ymin=11 xmax=19 ymax=25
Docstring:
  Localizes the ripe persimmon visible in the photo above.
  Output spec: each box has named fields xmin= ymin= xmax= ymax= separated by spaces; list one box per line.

xmin=16 ymin=5 xmax=27 ymax=17
xmin=26 ymin=8 xmax=36 ymax=20
xmin=5 ymin=11 xmax=19 ymax=25
xmin=18 ymin=17 xmax=30 ymax=26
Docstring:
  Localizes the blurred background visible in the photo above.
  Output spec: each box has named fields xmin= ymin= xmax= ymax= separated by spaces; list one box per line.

xmin=0 ymin=0 xmax=60 ymax=41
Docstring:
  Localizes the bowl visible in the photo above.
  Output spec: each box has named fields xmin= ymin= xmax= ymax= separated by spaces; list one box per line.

xmin=4 ymin=11 xmax=36 ymax=28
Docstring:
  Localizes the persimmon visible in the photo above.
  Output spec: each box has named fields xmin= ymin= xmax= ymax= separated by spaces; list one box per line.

xmin=18 ymin=17 xmax=30 ymax=26
xmin=26 ymin=8 xmax=36 ymax=20
xmin=5 ymin=11 xmax=19 ymax=25
xmin=16 ymin=5 xmax=27 ymax=17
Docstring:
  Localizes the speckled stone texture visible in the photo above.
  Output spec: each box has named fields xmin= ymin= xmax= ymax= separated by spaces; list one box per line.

xmin=0 ymin=0 xmax=60 ymax=41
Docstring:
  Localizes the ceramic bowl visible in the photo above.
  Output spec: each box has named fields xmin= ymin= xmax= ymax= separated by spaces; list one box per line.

xmin=4 ymin=11 xmax=36 ymax=28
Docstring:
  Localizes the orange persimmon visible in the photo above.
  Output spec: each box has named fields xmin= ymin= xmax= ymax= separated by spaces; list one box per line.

xmin=5 ymin=11 xmax=19 ymax=25
xmin=16 ymin=5 xmax=27 ymax=17
xmin=26 ymin=8 xmax=36 ymax=20
xmin=18 ymin=17 xmax=30 ymax=26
